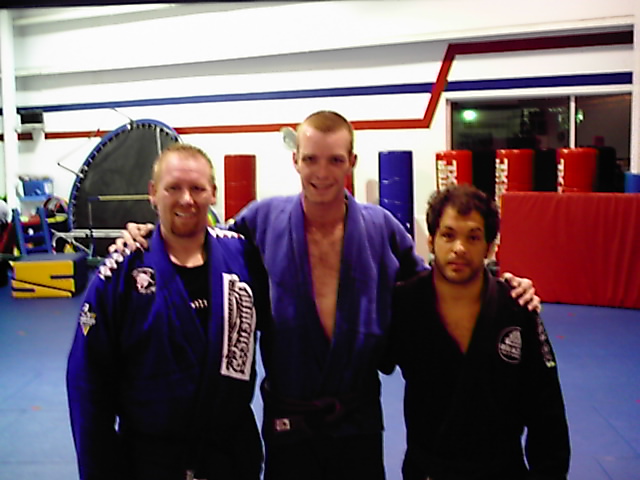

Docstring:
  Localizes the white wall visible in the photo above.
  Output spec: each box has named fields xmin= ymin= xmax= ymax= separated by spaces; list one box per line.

xmin=9 ymin=0 xmax=635 ymax=75
xmin=0 ymin=1 xmax=636 ymax=257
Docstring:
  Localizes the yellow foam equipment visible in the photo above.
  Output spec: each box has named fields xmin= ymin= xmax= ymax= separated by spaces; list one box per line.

xmin=9 ymin=252 xmax=88 ymax=298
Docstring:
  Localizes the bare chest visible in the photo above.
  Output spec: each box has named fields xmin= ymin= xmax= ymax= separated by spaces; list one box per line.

xmin=306 ymin=225 xmax=344 ymax=339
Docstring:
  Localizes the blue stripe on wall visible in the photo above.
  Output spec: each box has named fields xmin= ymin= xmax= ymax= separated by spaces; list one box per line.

xmin=446 ymin=72 xmax=632 ymax=92
xmin=16 ymin=83 xmax=432 ymax=114
xmin=10 ymin=72 xmax=632 ymax=115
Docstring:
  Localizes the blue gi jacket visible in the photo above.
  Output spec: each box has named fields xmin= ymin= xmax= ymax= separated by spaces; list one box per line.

xmin=66 ymin=227 xmax=263 ymax=480
xmin=232 ymin=192 xmax=426 ymax=438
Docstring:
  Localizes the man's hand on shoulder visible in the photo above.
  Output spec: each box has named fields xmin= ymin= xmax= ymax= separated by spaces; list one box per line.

xmin=107 ymin=222 xmax=155 ymax=255
xmin=502 ymin=272 xmax=541 ymax=313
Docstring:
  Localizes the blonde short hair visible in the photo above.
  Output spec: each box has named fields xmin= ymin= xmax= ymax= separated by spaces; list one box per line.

xmin=151 ymin=143 xmax=216 ymax=186
xmin=297 ymin=110 xmax=354 ymax=153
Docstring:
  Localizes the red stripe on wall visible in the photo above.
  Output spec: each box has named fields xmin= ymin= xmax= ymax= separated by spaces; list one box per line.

xmin=9 ymin=31 xmax=632 ymax=141
xmin=422 ymin=44 xmax=456 ymax=128
xmin=451 ymin=31 xmax=633 ymax=56
xmin=175 ymin=123 xmax=296 ymax=135
xmin=420 ymin=30 xmax=633 ymax=128
xmin=0 ymin=131 xmax=111 ymax=141
xmin=45 ymin=131 xmax=110 ymax=140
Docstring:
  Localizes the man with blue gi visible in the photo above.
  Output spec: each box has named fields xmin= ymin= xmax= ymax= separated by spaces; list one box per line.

xmin=386 ymin=184 xmax=570 ymax=480
xmin=66 ymin=144 xmax=264 ymax=480
xmin=115 ymin=111 xmax=539 ymax=479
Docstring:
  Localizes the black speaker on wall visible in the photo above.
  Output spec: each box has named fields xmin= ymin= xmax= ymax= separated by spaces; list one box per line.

xmin=19 ymin=110 xmax=45 ymax=132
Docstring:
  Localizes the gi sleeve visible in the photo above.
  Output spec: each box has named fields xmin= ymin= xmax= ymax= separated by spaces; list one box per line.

xmin=382 ymin=209 xmax=428 ymax=282
xmin=521 ymin=313 xmax=571 ymax=480
xmin=379 ymin=282 xmax=408 ymax=375
xmin=66 ymin=263 xmax=127 ymax=480
xmin=228 ymin=202 xmax=256 ymax=241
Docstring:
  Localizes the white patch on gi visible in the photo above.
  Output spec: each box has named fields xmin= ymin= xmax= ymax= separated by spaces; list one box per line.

xmin=132 ymin=267 xmax=156 ymax=295
xmin=110 ymin=252 xmax=125 ymax=263
xmin=79 ymin=302 xmax=96 ymax=336
xmin=98 ymin=264 xmax=112 ymax=280
xmin=498 ymin=327 xmax=522 ymax=364
xmin=221 ymin=273 xmax=256 ymax=381
xmin=208 ymin=226 xmax=243 ymax=239
xmin=97 ymin=251 xmax=126 ymax=280
xmin=104 ymin=257 xmax=117 ymax=270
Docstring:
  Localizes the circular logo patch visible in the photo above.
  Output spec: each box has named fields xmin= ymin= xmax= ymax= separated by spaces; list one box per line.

xmin=498 ymin=326 xmax=522 ymax=363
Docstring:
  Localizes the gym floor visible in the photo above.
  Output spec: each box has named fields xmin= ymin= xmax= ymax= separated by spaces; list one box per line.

xmin=0 ymin=273 xmax=638 ymax=480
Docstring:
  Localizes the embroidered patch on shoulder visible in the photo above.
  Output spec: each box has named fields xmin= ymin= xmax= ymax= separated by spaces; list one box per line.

xmin=132 ymin=267 xmax=156 ymax=295
xmin=221 ymin=273 xmax=256 ymax=381
xmin=79 ymin=302 xmax=96 ymax=336
xmin=498 ymin=326 xmax=522 ymax=364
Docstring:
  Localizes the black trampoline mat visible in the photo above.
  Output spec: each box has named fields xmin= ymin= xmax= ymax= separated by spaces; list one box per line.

xmin=69 ymin=120 xmax=180 ymax=255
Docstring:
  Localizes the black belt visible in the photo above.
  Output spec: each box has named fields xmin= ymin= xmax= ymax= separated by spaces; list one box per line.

xmin=260 ymin=380 xmax=371 ymax=437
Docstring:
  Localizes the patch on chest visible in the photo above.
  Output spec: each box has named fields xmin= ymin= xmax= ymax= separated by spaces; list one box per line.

xmin=132 ymin=267 xmax=156 ymax=294
xmin=221 ymin=273 xmax=256 ymax=381
xmin=497 ymin=326 xmax=522 ymax=363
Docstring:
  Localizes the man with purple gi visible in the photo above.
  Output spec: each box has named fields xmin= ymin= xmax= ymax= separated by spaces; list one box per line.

xmin=66 ymin=144 xmax=264 ymax=480
xmin=114 ymin=111 xmax=539 ymax=480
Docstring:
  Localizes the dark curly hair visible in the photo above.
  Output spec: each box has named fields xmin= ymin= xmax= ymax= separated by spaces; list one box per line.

xmin=426 ymin=184 xmax=500 ymax=244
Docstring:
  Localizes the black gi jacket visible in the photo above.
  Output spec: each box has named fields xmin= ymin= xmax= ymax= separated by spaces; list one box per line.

xmin=385 ymin=268 xmax=570 ymax=480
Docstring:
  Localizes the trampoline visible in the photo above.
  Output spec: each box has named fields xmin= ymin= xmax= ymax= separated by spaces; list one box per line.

xmin=63 ymin=119 xmax=180 ymax=257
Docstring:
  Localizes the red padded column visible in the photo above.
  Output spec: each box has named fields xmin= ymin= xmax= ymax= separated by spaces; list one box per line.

xmin=495 ymin=149 xmax=534 ymax=204
xmin=435 ymin=150 xmax=473 ymax=190
xmin=224 ymin=154 xmax=256 ymax=221
xmin=556 ymin=148 xmax=598 ymax=193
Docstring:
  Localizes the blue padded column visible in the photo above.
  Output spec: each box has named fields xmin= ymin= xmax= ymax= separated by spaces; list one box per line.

xmin=624 ymin=172 xmax=640 ymax=193
xmin=379 ymin=150 xmax=414 ymax=238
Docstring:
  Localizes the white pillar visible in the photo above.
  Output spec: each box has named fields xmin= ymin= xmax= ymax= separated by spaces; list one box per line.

xmin=569 ymin=96 xmax=576 ymax=148
xmin=630 ymin=4 xmax=640 ymax=173
xmin=0 ymin=9 xmax=19 ymax=209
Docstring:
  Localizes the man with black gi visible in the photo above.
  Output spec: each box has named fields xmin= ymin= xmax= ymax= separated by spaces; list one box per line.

xmin=386 ymin=184 xmax=570 ymax=480
xmin=66 ymin=144 xmax=264 ymax=480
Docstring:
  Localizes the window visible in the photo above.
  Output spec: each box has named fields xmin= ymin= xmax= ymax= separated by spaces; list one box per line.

xmin=576 ymin=94 xmax=631 ymax=172
xmin=451 ymin=97 xmax=570 ymax=151
xmin=450 ymin=94 xmax=631 ymax=192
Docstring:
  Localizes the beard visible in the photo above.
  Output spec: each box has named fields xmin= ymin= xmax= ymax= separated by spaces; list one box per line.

xmin=433 ymin=255 xmax=485 ymax=285
xmin=169 ymin=212 xmax=206 ymax=238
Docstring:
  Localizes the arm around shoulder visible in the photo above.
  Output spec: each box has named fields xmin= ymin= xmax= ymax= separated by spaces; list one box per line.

xmin=380 ymin=207 xmax=428 ymax=281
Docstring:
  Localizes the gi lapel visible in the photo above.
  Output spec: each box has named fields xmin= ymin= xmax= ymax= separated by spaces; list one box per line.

xmin=150 ymin=227 xmax=208 ymax=358
xmin=438 ymin=270 xmax=500 ymax=440
xmin=320 ymin=193 xmax=380 ymax=392
xmin=290 ymin=195 xmax=333 ymax=379
xmin=204 ymin=228 xmax=225 ymax=373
